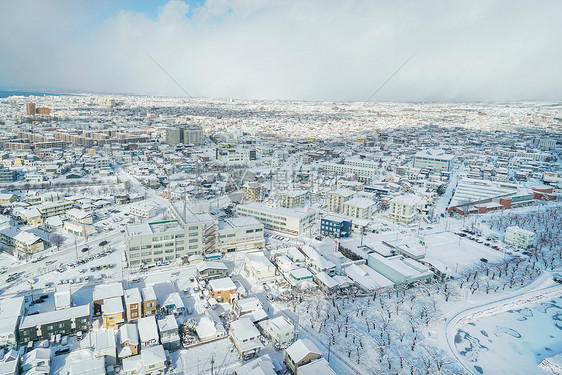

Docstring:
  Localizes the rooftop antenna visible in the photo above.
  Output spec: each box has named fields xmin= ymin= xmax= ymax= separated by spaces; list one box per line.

xmin=362 ymin=52 xmax=417 ymax=106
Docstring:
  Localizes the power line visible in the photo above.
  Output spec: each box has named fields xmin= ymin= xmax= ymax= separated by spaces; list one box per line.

xmin=145 ymin=51 xmax=193 ymax=98
xmin=362 ymin=52 xmax=416 ymax=106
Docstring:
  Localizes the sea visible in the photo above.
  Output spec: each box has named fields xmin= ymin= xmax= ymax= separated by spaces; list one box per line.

xmin=0 ymin=90 xmax=75 ymax=98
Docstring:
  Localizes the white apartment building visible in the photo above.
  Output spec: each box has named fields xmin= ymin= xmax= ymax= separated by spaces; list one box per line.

xmin=276 ymin=190 xmax=307 ymax=208
xmin=504 ymin=226 xmax=535 ymax=249
xmin=126 ymin=220 xmax=187 ymax=268
xmin=325 ymin=189 xmax=355 ymax=214
xmin=129 ymin=203 xmax=157 ymax=219
xmin=36 ymin=201 xmax=73 ymax=218
xmin=217 ymin=217 xmax=265 ymax=253
xmin=413 ymin=149 xmax=455 ymax=172
xmin=387 ymin=195 xmax=423 ymax=224
xmin=322 ymin=163 xmax=376 ymax=183
xmin=236 ymin=203 xmax=315 ymax=235
xmin=342 ymin=197 xmax=375 ymax=220
xmin=216 ymin=143 xmax=251 ymax=163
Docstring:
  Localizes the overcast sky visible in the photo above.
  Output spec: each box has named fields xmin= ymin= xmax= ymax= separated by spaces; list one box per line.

xmin=1 ymin=0 xmax=561 ymax=102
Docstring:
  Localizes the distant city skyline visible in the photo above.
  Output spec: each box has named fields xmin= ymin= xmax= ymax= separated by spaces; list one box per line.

xmin=1 ymin=0 xmax=561 ymax=102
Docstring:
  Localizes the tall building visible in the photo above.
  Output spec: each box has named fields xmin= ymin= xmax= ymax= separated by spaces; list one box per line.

xmin=36 ymin=107 xmax=51 ymax=115
xmin=387 ymin=195 xmax=423 ymax=224
xmin=165 ymin=125 xmax=204 ymax=146
xmin=26 ymin=102 xmax=36 ymax=116
xmin=243 ymin=182 xmax=265 ymax=202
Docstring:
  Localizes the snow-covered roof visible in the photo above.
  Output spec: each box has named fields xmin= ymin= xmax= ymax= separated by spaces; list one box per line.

xmin=20 ymin=304 xmax=90 ymax=330
xmin=344 ymin=263 xmax=393 ymax=291
xmin=13 ymin=231 xmax=42 ymax=245
xmin=124 ymin=288 xmax=142 ymax=305
xmin=163 ymin=292 xmax=184 ymax=309
xmin=102 ymin=296 xmax=123 ymax=315
xmin=157 ymin=315 xmax=178 ymax=333
xmin=234 ymin=353 xmax=277 ymax=375
xmin=140 ymin=345 xmax=166 ymax=367
xmin=0 ymin=296 xmax=24 ymax=318
xmin=314 ymin=272 xmax=338 ymax=289
xmin=196 ymin=260 xmax=228 ymax=272
xmin=93 ymin=282 xmax=123 ymax=301
xmin=267 ymin=316 xmax=293 ymax=332
xmin=66 ymin=208 xmax=91 ymax=219
xmin=285 ymin=339 xmax=321 ymax=363
xmin=95 ymin=329 xmax=116 ymax=352
xmin=142 ymin=286 xmax=156 ymax=301
xmin=298 ymin=358 xmax=337 ymax=375
xmin=138 ymin=316 xmax=159 ymax=343
xmin=119 ymin=324 xmax=139 ymax=346
xmin=209 ymin=277 xmax=236 ymax=292
xmin=290 ymin=267 xmax=313 ymax=280
xmin=230 ymin=318 xmax=260 ymax=341
xmin=235 ymin=297 xmax=262 ymax=314
xmin=196 ymin=316 xmax=217 ymax=340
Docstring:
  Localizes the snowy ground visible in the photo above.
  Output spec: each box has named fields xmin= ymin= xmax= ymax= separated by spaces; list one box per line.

xmin=454 ymin=296 xmax=562 ymax=375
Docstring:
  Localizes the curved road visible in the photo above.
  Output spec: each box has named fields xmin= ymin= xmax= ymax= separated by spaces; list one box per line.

xmin=440 ymin=275 xmax=562 ymax=374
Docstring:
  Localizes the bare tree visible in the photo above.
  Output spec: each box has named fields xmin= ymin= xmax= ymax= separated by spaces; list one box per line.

xmin=50 ymin=233 xmax=66 ymax=252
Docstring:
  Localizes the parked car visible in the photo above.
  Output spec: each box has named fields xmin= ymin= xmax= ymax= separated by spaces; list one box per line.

xmin=480 ymin=258 xmax=488 ymax=263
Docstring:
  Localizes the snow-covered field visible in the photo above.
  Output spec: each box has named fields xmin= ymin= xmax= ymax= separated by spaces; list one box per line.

xmin=455 ymin=296 xmax=562 ymax=375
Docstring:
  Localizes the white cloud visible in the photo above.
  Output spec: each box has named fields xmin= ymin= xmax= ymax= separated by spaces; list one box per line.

xmin=1 ymin=0 xmax=561 ymax=101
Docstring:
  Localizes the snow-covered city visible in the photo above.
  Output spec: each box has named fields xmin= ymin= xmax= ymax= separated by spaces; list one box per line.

xmin=1 ymin=1 xmax=562 ymax=374
xmin=0 ymin=92 xmax=560 ymax=375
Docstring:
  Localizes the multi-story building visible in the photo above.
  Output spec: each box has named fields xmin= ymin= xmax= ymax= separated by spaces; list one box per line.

xmin=342 ymin=197 xmax=375 ymax=219
xmin=26 ymin=102 xmax=36 ymax=116
xmin=125 ymin=202 xmax=218 ymax=268
xmin=325 ymin=189 xmax=355 ymax=214
xmin=276 ymin=190 xmax=306 ymax=208
xmin=236 ymin=202 xmax=315 ymax=235
xmin=243 ymin=182 xmax=265 ymax=202
xmin=387 ymin=195 xmax=423 ymax=224
xmin=413 ymin=149 xmax=455 ymax=172
xmin=258 ymin=316 xmax=294 ymax=348
xmin=504 ymin=226 xmax=535 ymax=249
xmin=36 ymin=201 xmax=73 ymax=219
xmin=165 ymin=125 xmax=204 ymax=146
xmin=217 ymin=217 xmax=265 ymax=253
xmin=19 ymin=305 xmax=90 ymax=343
xmin=216 ymin=143 xmax=253 ymax=163
xmin=142 ymin=286 xmax=157 ymax=317
xmin=125 ymin=220 xmax=187 ymax=268
xmin=124 ymin=288 xmax=142 ymax=322
xmin=322 ymin=163 xmax=376 ymax=183
xmin=320 ymin=215 xmax=352 ymax=238
xmin=0 ymin=167 xmax=16 ymax=182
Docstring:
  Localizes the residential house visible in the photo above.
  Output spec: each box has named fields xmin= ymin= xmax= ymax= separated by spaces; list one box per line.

xmin=93 ymin=282 xmax=124 ymax=315
xmin=122 ymin=344 xmax=167 ymax=375
xmin=141 ymin=286 xmax=157 ymax=317
xmin=102 ymin=296 xmax=124 ymax=330
xmin=285 ymin=339 xmax=322 ymax=374
xmin=297 ymin=358 xmax=337 ymax=375
xmin=196 ymin=261 xmax=228 ymax=282
xmin=138 ymin=316 xmax=159 ymax=347
xmin=65 ymin=208 xmax=93 ymax=225
xmin=209 ymin=277 xmax=237 ymax=303
xmin=157 ymin=315 xmax=180 ymax=351
xmin=124 ymin=288 xmax=142 ymax=322
xmin=0 ymin=297 xmax=24 ymax=349
xmin=230 ymin=318 xmax=262 ymax=360
xmin=258 ymin=316 xmax=294 ymax=348
xmin=94 ymin=329 xmax=117 ymax=366
xmin=243 ymin=253 xmax=276 ymax=283
xmin=21 ymin=348 xmax=50 ymax=375
xmin=118 ymin=324 xmax=139 ymax=360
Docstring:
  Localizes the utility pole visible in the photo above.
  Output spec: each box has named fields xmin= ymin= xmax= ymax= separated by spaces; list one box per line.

xmin=74 ymin=237 xmax=78 ymax=260
xmin=210 ymin=355 xmax=214 ymax=375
